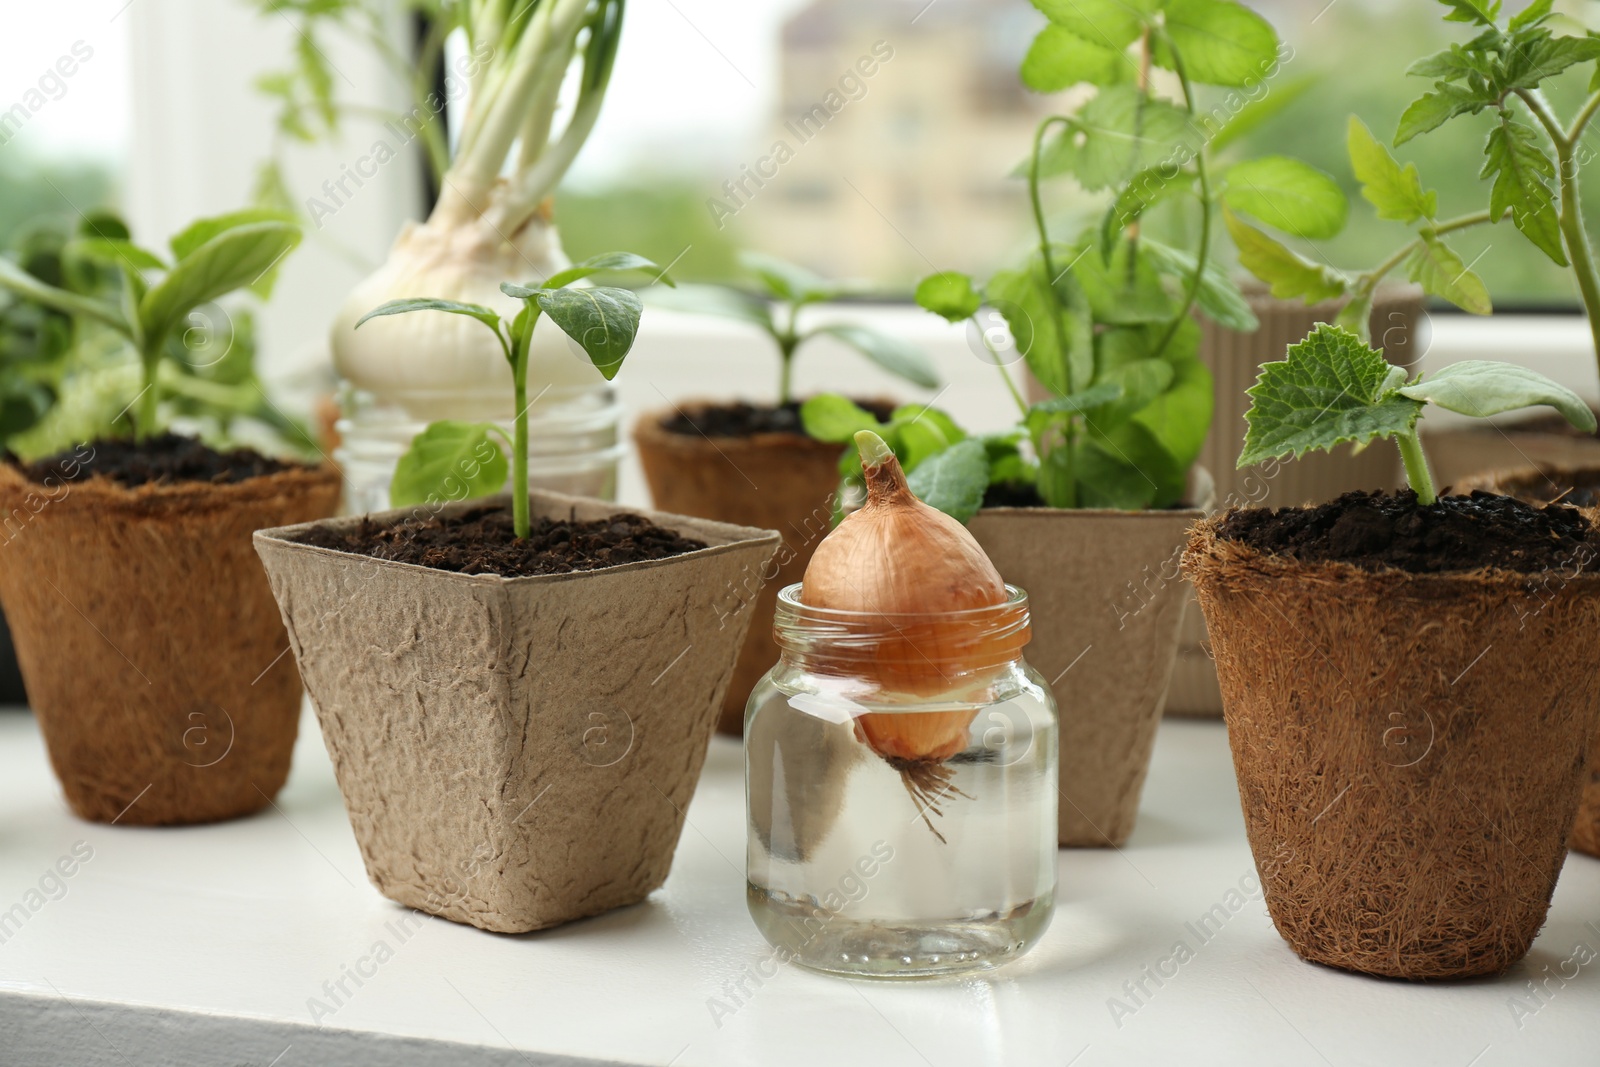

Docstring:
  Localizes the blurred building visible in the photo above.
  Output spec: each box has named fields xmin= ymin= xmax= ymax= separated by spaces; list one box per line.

xmin=733 ymin=0 xmax=1055 ymax=286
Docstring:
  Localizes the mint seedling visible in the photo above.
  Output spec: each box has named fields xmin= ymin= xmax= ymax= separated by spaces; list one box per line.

xmin=1241 ymin=323 xmax=1595 ymax=504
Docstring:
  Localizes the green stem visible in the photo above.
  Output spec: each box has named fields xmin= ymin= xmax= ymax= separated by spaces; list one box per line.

xmin=1554 ymin=131 xmax=1600 ymax=381
xmin=136 ymin=344 xmax=161 ymax=442
xmin=1396 ymin=431 xmax=1436 ymax=506
xmin=776 ymin=306 xmax=800 ymax=406
xmin=1358 ymin=210 xmax=1497 ymax=294
xmin=1569 ymin=90 xmax=1600 ymax=143
xmin=1028 ymin=114 xmax=1079 ymax=509
xmin=972 ymin=314 xmax=1028 ymax=415
xmin=1152 ymin=38 xmax=1206 ymax=361
xmin=511 ymin=326 xmax=531 ymax=539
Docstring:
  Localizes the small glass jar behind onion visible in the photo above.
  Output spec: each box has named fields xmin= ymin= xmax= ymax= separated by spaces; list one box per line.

xmin=744 ymin=432 xmax=1058 ymax=978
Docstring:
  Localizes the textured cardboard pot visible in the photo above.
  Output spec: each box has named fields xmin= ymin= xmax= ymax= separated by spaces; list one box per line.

xmin=0 ymin=462 xmax=340 ymax=825
xmin=1184 ymin=518 xmax=1600 ymax=979
xmin=1165 ymin=287 xmax=1419 ymax=718
xmin=255 ymin=491 xmax=780 ymax=933
xmin=969 ymin=476 xmax=1209 ymax=847
xmin=634 ymin=403 xmax=852 ymax=736
xmin=1458 ymin=465 xmax=1600 ymax=860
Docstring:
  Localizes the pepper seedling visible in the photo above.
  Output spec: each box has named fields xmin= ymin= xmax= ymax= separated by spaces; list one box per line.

xmin=1240 ymin=323 xmax=1596 ymax=504
xmin=358 ymin=252 xmax=674 ymax=538
xmin=0 ymin=210 xmax=302 ymax=441
xmin=647 ymin=251 xmax=938 ymax=406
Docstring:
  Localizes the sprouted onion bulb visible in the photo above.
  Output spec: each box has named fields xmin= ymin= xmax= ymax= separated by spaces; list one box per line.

xmin=801 ymin=431 xmax=1026 ymax=839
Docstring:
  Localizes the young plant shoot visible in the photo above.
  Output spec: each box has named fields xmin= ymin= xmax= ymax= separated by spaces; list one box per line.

xmin=1240 ymin=323 xmax=1596 ymax=503
xmin=1229 ymin=0 xmax=1600 ymax=377
xmin=0 ymin=210 xmax=302 ymax=443
xmin=650 ymin=251 xmax=938 ymax=406
xmin=358 ymin=253 xmax=674 ymax=537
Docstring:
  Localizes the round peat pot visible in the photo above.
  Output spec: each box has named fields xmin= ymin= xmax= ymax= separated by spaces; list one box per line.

xmin=0 ymin=461 xmax=340 ymax=825
xmin=1183 ymin=517 xmax=1600 ymax=979
xmin=1458 ymin=465 xmax=1600 ymax=860
xmin=255 ymin=491 xmax=781 ymax=933
xmin=634 ymin=402 xmax=861 ymax=736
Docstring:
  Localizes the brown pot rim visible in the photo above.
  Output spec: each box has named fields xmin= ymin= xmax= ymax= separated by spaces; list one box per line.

xmin=1183 ymin=511 xmax=1600 ymax=593
xmin=973 ymin=464 xmax=1217 ymax=519
xmin=631 ymin=399 xmax=896 ymax=455
xmin=254 ymin=488 xmax=782 ymax=588
xmin=0 ymin=459 xmax=340 ymax=517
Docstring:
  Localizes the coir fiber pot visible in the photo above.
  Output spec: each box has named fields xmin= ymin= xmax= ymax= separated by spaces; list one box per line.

xmin=1183 ymin=517 xmax=1600 ymax=979
xmin=0 ymin=462 xmax=340 ymax=825
xmin=1165 ymin=286 xmax=1417 ymax=718
xmin=254 ymin=490 xmax=780 ymax=933
xmin=1458 ymin=464 xmax=1600 ymax=861
xmin=967 ymin=469 xmax=1212 ymax=847
xmin=634 ymin=402 xmax=856 ymax=736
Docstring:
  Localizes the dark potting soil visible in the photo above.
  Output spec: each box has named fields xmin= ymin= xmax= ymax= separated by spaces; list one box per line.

xmin=13 ymin=433 xmax=296 ymax=488
xmin=1215 ymin=489 xmax=1597 ymax=575
xmin=982 ymin=482 xmax=1047 ymax=508
xmin=294 ymin=504 xmax=709 ymax=578
xmin=662 ymin=399 xmax=897 ymax=439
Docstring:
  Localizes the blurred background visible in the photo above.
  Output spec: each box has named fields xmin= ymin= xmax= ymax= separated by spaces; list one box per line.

xmin=3 ymin=0 xmax=1595 ymax=486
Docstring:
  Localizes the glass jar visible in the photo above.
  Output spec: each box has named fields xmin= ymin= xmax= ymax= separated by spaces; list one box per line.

xmin=746 ymin=584 xmax=1058 ymax=978
xmin=334 ymin=382 xmax=623 ymax=514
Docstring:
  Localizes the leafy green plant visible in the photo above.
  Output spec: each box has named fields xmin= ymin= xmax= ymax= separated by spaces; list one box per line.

xmin=1242 ymin=323 xmax=1594 ymax=503
xmin=1230 ymin=0 xmax=1600 ymax=370
xmin=901 ymin=0 xmax=1342 ymax=511
xmin=359 ymin=252 xmax=673 ymax=536
xmin=649 ymin=251 xmax=938 ymax=406
xmin=0 ymin=210 xmax=303 ymax=445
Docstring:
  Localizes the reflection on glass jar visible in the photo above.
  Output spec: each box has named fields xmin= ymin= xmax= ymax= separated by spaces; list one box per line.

xmin=746 ymin=584 xmax=1057 ymax=978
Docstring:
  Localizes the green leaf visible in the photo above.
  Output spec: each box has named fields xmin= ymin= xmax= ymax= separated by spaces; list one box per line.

xmin=139 ymin=222 xmax=301 ymax=349
xmin=741 ymin=252 xmax=839 ymax=304
xmin=1131 ymin=339 xmax=1213 ymax=480
xmin=77 ymin=212 xmax=130 ymax=242
xmin=1240 ymin=324 xmax=1423 ymax=468
xmin=1503 ymin=32 xmax=1600 ymax=89
xmin=1482 ymin=117 xmax=1566 ymax=265
xmin=1022 ymin=25 xmax=1129 ymax=91
xmin=542 ymin=252 xmax=677 ymax=292
xmin=1103 ymin=166 xmax=1194 ymax=238
xmin=890 ymin=404 xmax=966 ymax=446
xmin=1072 ymin=239 xmax=1173 ymax=325
xmin=1140 ymin=241 xmax=1260 ymax=332
xmin=1397 ymin=361 xmax=1596 ymax=431
xmin=1156 ymin=0 xmax=1281 ymax=87
xmin=642 ymin=283 xmax=774 ymax=332
xmin=1037 ymin=86 xmax=1200 ymax=189
xmin=1395 ymin=85 xmax=1490 ymax=144
xmin=66 ymin=239 xmax=168 ymax=273
xmin=1509 ymin=0 xmax=1553 ymax=30
xmin=907 ymin=439 xmax=990 ymax=523
xmin=897 ymin=418 xmax=962 ymax=472
xmin=1407 ymin=236 xmax=1492 ymax=315
xmin=800 ymin=394 xmax=881 ymax=443
xmin=1222 ymin=157 xmax=1348 ymax=240
xmin=1436 ymin=0 xmax=1498 ymax=25
xmin=1347 ymin=116 xmax=1437 ymax=224
xmin=1224 ymin=209 xmax=1347 ymax=304
xmin=812 ymin=324 xmax=940 ymax=388
xmin=1406 ymin=46 xmax=1493 ymax=81
xmin=169 ymin=209 xmax=299 ymax=298
xmin=389 ymin=420 xmax=508 ymax=508
xmin=1032 ymin=381 xmax=1126 ymax=415
xmin=1075 ymin=433 xmax=1163 ymax=510
xmin=1032 ymin=0 xmax=1145 ymax=50
xmin=915 ymin=271 xmax=982 ymax=323
xmin=986 ymin=261 xmax=1091 ymax=397
xmin=355 ymin=298 xmax=505 ymax=340
xmin=535 ymin=286 xmax=643 ymax=381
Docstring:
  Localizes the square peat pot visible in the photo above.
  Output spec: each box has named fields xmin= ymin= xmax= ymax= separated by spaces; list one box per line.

xmin=969 ymin=470 xmax=1211 ymax=848
xmin=254 ymin=491 xmax=780 ymax=933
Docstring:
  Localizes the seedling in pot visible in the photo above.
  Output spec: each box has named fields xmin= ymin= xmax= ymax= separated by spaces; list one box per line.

xmin=0 ymin=210 xmax=302 ymax=442
xmin=648 ymin=251 xmax=939 ymax=407
xmin=358 ymin=252 xmax=674 ymax=536
xmin=1240 ymin=322 xmax=1596 ymax=500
